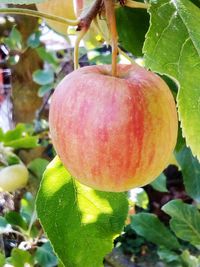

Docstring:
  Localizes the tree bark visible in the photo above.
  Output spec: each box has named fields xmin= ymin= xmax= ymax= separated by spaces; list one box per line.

xmin=10 ymin=5 xmax=43 ymax=123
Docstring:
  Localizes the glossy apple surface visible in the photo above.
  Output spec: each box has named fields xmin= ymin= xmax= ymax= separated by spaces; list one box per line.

xmin=36 ymin=0 xmax=76 ymax=35
xmin=49 ymin=64 xmax=178 ymax=192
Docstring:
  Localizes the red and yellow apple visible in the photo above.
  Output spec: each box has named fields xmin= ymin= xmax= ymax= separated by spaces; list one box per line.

xmin=49 ymin=64 xmax=178 ymax=192
xmin=36 ymin=0 xmax=76 ymax=35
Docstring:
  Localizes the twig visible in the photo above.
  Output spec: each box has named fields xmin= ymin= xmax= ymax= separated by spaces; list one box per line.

xmin=0 ymin=8 xmax=79 ymax=26
xmin=74 ymin=0 xmax=104 ymax=69
xmin=77 ymin=0 xmax=104 ymax=31
xmin=35 ymin=90 xmax=53 ymax=121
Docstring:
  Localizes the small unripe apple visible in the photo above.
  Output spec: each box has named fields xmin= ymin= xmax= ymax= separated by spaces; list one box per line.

xmin=36 ymin=0 xmax=76 ymax=35
xmin=49 ymin=64 xmax=178 ymax=192
xmin=0 ymin=164 xmax=29 ymax=192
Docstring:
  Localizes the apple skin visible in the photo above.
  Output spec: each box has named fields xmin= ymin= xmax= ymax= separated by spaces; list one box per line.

xmin=36 ymin=0 xmax=76 ymax=35
xmin=49 ymin=64 xmax=178 ymax=192
xmin=0 ymin=164 xmax=29 ymax=192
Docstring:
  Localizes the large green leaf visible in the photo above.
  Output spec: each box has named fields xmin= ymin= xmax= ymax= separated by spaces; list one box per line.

xmin=175 ymin=147 xmax=200 ymax=201
xmin=36 ymin=157 xmax=128 ymax=267
xmin=116 ymin=6 xmax=149 ymax=57
xmin=162 ymin=200 xmax=200 ymax=245
xmin=131 ymin=213 xmax=180 ymax=250
xmin=144 ymin=0 xmax=200 ymax=160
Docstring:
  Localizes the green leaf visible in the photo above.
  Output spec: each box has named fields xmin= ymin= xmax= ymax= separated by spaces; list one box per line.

xmin=4 ymin=136 xmax=38 ymax=149
xmin=35 ymin=242 xmax=58 ymax=267
xmin=131 ymin=213 xmax=180 ymax=250
xmin=20 ymin=192 xmax=35 ymax=224
xmin=175 ymin=147 xmax=200 ymax=201
xmin=33 ymin=69 xmax=54 ymax=86
xmin=0 ymin=253 xmax=5 ymax=267
xmin=5 ymin=211 xmax=28 ymax=230
xmin=129 ymin=188 xmax=149 ymax=209
xmin=36 ymin=157 xmax=128 ymax=267
xmin=28 ymin=158 xmax=49 ymax=179
xmin=191 ymin=0 xmax=200 ymax=8
xmin=157 ymin=247 xmax=181 ymax=263
xmin=144 ymin=0 xmax=200 ymax=160
xmin=10 ymin=248 xmax=34 ymax=267
xmin=27 ymin=31 xmax=41 ymax=48
xmin=90 ymin=53 xmax=112 ymax=65
xmin=3 ymin=124 xmax=25 ymax=142
xmin=0 ymin=129 xmax=4 ymax=142
xmin=38 ymin=84 xmax=53 ymax=97
xmin=2 ymin=124 xmax=38 ymax=149
xmin=1 ymin=123 xmax=38 ymax=149
xmin=36 ymin=47 xmax=58 ymax=65
xmin=151 ymin=173 xmax=168 ymax=192
xmin=162 ymin=200 xmax=200 ymax=245
xmin=6 ymin=153 xmax=21 ymax=166
xmin=181 ymin=250 xmax=200 ymax=267
xmin=0 ymin=216 xmax=8 ymax=233
xmin=116 ymin=6 xmax=149 ymax=57
xmin=4 ymin=26 xmax=22 ymax=50
xmin=175 ymin=124 xmax=186 ymax=152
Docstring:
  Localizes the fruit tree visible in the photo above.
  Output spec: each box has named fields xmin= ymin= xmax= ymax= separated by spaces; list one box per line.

xmin=0 ymin=0 xmax=200 ymax=266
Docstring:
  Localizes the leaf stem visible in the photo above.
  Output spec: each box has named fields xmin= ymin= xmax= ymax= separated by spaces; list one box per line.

xmin=74 ymin=29 xmax=88 ymax=70
xmin=0 ymin=8 xmax=79 ymax=26
xmin=104 ymin=0 xmax=118 ymax=76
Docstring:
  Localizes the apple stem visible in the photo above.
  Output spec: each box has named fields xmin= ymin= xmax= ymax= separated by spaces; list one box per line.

xmin=104 ymin=0 xmax=118 ymax=77
xmin=74 ymin=29 xmax=88 ymax=70
xmin=0 ymin=8 xmax=79 ymax=26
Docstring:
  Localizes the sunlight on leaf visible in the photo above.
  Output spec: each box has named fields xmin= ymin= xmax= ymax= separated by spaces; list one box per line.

xmin=36 ymin=157 xmax=128 ymax=267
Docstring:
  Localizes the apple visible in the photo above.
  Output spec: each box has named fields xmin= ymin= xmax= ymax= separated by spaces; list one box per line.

xmin=49 ymin=64 xmax=178 ymax=192
xmin=0 ymin=164 xmax=29 ymax=192
xmin=36 ymin=0 xmax=109 ymax=46
xmin=36 ymin=0 xmax=76 ymax=35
